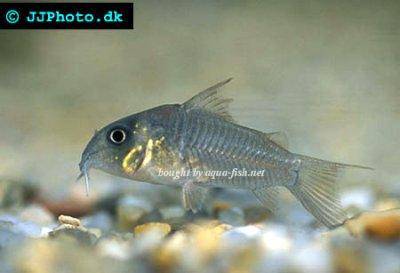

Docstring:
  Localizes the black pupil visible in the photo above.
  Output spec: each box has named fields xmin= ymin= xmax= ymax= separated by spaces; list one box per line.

xmin=111 ymin=130 xmax=124 ymax=143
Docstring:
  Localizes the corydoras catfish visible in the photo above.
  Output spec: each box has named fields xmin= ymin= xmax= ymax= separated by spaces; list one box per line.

xmin=78 ymin=78 xmax=371 ymax=228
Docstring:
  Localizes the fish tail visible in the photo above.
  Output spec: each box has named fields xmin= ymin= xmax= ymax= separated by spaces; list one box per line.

xmin=286 ymin=154 xmax=372 ymax=228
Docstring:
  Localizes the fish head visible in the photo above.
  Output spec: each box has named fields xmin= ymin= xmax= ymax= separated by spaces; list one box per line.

xmin=78 ymin=104 xmax=180 ymax=193
xmin=78 ymin=114 xmax=148 ymax=184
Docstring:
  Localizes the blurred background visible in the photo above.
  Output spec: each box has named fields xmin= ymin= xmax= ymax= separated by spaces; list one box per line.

xmin=0 ymin=1 xmax=399 ymax=273
xmin=1 ymin=0 xmax=399 ymax=193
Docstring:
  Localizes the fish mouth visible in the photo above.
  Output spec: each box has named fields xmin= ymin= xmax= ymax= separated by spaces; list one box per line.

xmin=77 ymin=150 xmax=101 ymax=196
xmin=77 ymin=160 xmax=92 ymax=196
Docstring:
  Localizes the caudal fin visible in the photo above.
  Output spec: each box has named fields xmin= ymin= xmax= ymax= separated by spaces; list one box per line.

xmin=287 ymin=154 xmax=372 ymax=228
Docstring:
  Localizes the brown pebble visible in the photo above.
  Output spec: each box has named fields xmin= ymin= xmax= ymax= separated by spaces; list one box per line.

xmin=212 ymin=201 xmax=231 ymax=215
xmin=345 ymin=209 xmax=400 ymax=242
xmin=36 ymin=184 xmax=96 ymax=217
xmin=364 ymin=214 xmax=400 ymax=242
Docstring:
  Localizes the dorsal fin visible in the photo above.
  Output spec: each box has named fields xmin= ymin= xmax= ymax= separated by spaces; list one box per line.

xmin=182 ymin=78 xmax=234 ymax=122
xmin=264 ymin=131 xmax=289 ymax=149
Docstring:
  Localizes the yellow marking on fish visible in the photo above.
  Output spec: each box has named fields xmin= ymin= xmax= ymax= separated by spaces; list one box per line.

xmin=142 ymin=139 xmax=154 ymax=166
xmin=154 ymin=136 xmax=165 ymax=146
xmin=122 ymin=145 xmax=143 ymax=174
xmin=114 ymin=156 xmax=119 ymax=160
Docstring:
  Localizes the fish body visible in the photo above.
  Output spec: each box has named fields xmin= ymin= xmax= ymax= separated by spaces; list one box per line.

xmin=79 ymin=78 xmax=371 ymax=228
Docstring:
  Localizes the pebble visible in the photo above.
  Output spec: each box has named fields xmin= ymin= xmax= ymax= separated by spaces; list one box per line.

xmin=117 ymin=196 xmax=153 ymax=230
xmin=134 ymin=222 xmax=171 ymax=237
xmin=13 ymin=239 xmax=128 ymax=273
xmin=19 ymin=205 xmax=54 ymax=226
xmin=96 ymin=237 xmax=131 ymax=260
xmin=222 ymin=225 xmax=263 ymax=244
xmin=0 ymin=215 xmax=43 ymax=238
xmin=217 ymin=207 xmax=246 ymax=226
xmin=0 ymin=220 xmax=27 ymax=248
xmin=159 ymin=205 xmax=186 ymax=220
xmin=260 ymin=224 xmax=292 ymax=253
xmin=212 ymin=201 xmax=232 ymax=215
xmin=374 ymin=198 xmax=400 ymax=211
xmin=1 ymin=179 xmax=399 ymax=273
xmin=364 ymin=213 xmax=400 ymax=242
xmin=49 ymin=215 xmax=98 ymax=245
xmin=345 ymin=209 xmax=400 ymax=242
xmin=340 ymin=187 xmax=375 ymax=210
xmin=185 ymin=221 xmax=231 ymax=257
xmin=243 ymin=206 xmax=271 ymax=224
xmin=289 ymin=243 xmax=331 ymax=273
xmin=81 ymin=211 xmax=113 ymax=231
xmin=331 ymin=241 xmax=368 ymax=273
xmin=136 ymin=209 xmax=163 ymax=225
xmin=0 ymin=180 xmax=37 ymax=208
xmin=152 ymin=231 xmax=187 ymax=271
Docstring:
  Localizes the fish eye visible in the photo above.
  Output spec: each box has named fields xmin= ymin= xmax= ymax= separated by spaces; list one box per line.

xmin=109 ymin=128 xmax=127 ymax=144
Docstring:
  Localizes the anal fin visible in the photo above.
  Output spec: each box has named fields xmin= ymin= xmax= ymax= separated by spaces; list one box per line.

xmin=252 ymin=186 xmax=286 ymax=213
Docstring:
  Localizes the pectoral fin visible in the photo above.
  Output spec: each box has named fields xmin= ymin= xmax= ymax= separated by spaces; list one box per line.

xmin=182 ymin=182 xmax=209 ymax=212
